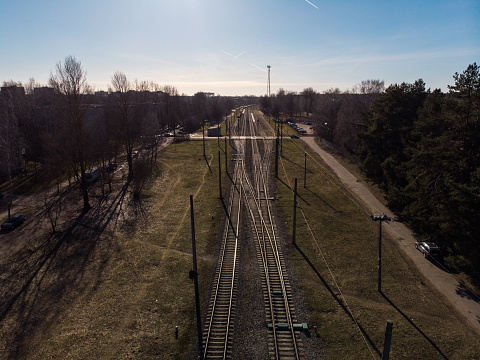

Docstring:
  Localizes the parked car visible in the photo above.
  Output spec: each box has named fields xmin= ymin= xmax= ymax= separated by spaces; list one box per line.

xmin=415 ymin=241 xmax=442 ymax=260
xmin=85 ymin=167 xmax=100 ymax=183
xmin=290 ymin=134 xmax=300 ymax=139
xmin=1 ymin=214 xmax=26 ymax=231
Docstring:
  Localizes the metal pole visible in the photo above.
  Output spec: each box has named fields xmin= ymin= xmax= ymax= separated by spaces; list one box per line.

xmin=280 ymin=122 xmax=283 ymax=156
xmin=304 ymin=152 xmax=307 ymax=188
xmin=371 ymin=214 xmax=390 ymax=292
xmin=382 ymin=320 xmax=393 ymax=360
xmin=218 ymin=151 xmax=222 ymax=199
xmin=189 ymin=195 xmax=203 ymax=359
xmin=293 ymin=178 xmax=297 ymax=245
xmin=275 ymin=137 xmax=279 ymax=178
xmin=378 ymin=220 xmax=382 ymax=292
xmin=225 ymin=137 xmax=228 ymax=174
xmin=202 ymin=119 xmax=205 ymax=157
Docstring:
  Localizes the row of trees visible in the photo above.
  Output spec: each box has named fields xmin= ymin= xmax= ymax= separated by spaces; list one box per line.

xmin=1 ymin=56 xmax=238 ymax=212
xmin=259 ymin=65 xmax=479 ymax=279
xmin=259 ymin=80 xmax=385 ymax=155
xmin=357 ymin=64 xmax=480 ymax=278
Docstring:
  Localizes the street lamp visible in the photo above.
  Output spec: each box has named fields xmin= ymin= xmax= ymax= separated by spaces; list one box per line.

xmin=371 ymin=213 xmax=391 ymax=293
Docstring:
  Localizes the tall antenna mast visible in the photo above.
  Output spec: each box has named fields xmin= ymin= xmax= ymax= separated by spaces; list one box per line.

xmin=267 ymin=65 xmax=271 ymax=96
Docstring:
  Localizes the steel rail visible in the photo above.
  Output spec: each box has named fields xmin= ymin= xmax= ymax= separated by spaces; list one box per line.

xmin=203 ymin=109 xmax=246 ymax=359
xmin=244 ymin=110 xmax=300 ymax=359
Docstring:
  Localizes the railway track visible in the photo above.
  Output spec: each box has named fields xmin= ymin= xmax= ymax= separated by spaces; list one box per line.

xmin=202 ymin=107 xmax=302 ymax=359
xmin=202 ymin=109 xmax=247 ymax=359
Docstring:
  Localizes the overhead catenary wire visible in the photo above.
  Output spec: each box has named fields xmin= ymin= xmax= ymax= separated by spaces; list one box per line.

xmin=278 ymin=154 xmax=378 ymax=360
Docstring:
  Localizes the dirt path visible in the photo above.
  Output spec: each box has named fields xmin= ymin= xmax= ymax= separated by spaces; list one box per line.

xmin=302 ymin=136 xmax=480 ymax=334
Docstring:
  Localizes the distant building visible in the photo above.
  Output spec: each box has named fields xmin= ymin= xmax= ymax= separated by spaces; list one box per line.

xmin=33 ymin=87 xmax=55 ymax=97
xmin=95 ymin=90 xmax=108 ymax=97
xmin=207 ymin=126 xmax=222 ymax=137
xmin=0 ymin=85 xmax=25 ymax=98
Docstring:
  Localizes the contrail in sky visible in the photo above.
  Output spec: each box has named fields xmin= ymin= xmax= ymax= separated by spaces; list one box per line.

xmin=249 ymin=63 xmax=267 ymax=73
xmin=220 ymin=50 xmax=245 ymax=60
xmin=305 ymin=0 xmax=318 ymax=9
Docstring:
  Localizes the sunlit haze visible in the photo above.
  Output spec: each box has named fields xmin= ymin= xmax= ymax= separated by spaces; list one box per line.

xmin=1 ymin=0 xmax=478 ymax=95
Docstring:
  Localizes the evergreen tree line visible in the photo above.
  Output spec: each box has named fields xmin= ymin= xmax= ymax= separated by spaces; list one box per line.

xmin=357 ymin=63 xmax=480 ymax=279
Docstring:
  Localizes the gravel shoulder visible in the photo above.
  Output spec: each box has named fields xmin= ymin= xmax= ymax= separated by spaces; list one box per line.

xmin=302 ymin=136 xmax=480 ymax=335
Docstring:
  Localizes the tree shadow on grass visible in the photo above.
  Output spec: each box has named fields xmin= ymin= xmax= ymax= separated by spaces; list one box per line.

xmin=0 ymin=181 xmax=132 ymax=358
xmin=379 ymin=291 xmax=448 ymax=359
xmin=455 ymin=281 xmax=480 ymax=303
xmin=293 ymin=243 xmax=381 ymax=357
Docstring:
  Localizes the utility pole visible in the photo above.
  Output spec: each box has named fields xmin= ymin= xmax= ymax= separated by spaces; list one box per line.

xmin=304 ymin=152 xmax=307 ymax=188
xmin=280 ymin=122 xmax=283 ymax=156
xmin=292 ymin=178 xmax=298 ymax=246
xmin=371 ymin=214 xmax=391 ymax=292
xmin=189 ymin=195 xmax=203 ymax=359
xmin=202 ymin=119 xmax=205 ymax=158
xmin=275 ymin=137 xmax=279 ymax=178
xmin=225 ymin=137 xmax=228 ymax=176
xmin=218 ymin=151 xmax=222 ymax=199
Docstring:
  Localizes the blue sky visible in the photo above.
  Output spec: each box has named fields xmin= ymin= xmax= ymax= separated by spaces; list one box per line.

xmin=1 ymin=0 xmax=478 ymax=95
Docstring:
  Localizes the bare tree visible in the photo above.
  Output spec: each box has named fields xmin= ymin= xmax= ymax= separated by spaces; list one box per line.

xmin=352 ymin=79 xmax=385 ymax=94
xmin=49 ymin=55 xmax=93 ymax=212
xmin=43 ymin=191 xmax=63 ymax=234
xmin=163 ymin=84 xmax=179 ymax=136
xmin=109 ymin=71 xmax=137 ymax=181
xmin=301 ymin=87 xmax=317 ymax=115
xmin=0 ymin=90 xmax=22 ymax=218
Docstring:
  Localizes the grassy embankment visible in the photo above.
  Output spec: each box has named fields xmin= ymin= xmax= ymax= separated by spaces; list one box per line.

xmin=273 ymin=135 xmax=480 ymax=359
xmin=0 ymin=139 xmax=230 ymax=359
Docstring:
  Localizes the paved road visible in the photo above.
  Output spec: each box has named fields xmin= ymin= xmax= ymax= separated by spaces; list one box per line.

xmin=302 ymin=137 xmax=480 ymax=334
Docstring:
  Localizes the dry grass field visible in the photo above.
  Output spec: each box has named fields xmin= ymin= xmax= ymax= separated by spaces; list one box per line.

xmin=274 ymin=136 xmax=480 ymax=359
xmin=0 ymin=140 xmax=226 ymax=359
xmin=1 ymin=127 xmax=479 ymax=359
